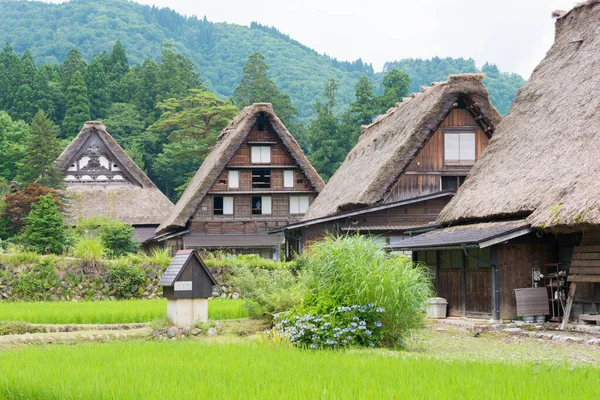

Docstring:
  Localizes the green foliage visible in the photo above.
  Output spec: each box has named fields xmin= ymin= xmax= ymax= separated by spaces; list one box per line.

xmin=0 ymin=321 xmax=44 ymax=336
xmin=0 ymin=111 xmax=29 ymax=181
xmin=233 ymin=52 xmax=298 ymax=127
xmin=17 ymin=110 xmax=64 ymax=188
xmin=9 ymin=256 xmax=60 ymax=300
xmin=231 ymin=264 xmax=304 ymax=319
xmin=142 ymin=247 xmax=172 ymax=269
xmin=18 ymin=194 xmax=65 ymax=254
xmin=100 ymin=221 xmax=138 ymax=257
xmin=379 ymin=69 xmax=410 ymax=112
xmin=62 ymin=70 xmax=90 ymax=137
xmin=71 ymin=236 xmax=106 ymax=263
xmin=298 ymin=235 xmax=433 ymax=345
xmin=203 ymin=252 xmax=293 ymax=271
xmin=107 ymin=261 xmax=146 ymax=297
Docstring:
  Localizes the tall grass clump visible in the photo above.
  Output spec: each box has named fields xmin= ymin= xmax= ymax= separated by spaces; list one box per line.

xmin=143 ymin=247 xmax=172 ymax=269
xmin=70 ymin=236 xmax=106 ymax=263
xmin=231 ymin=265 xmax=304 ymax=319
xmin=296 ymin=235 xmax=433 ymax=346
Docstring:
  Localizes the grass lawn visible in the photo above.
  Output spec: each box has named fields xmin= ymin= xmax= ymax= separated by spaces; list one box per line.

xmin=0 ymin=298 xmax=247 ymax=324
xmin=0 ymin=341 xmax=597 ymax=399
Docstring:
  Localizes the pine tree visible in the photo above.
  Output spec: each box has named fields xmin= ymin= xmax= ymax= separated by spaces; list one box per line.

xmin=108 ymin=41 xmax=129 ymax=102
xmin=32 ymin=65 xmax=57 ymax=120
xmin=19 ymin=194 xmax=65 ymax=254
xmin=233 ymin=52 xmax=298 ymax=127
xmin=18 ymin=111 xmax=63 ymax=188
xmin=62 ymin=70 xmax=90 ymax=137
xmin=60 ymin=48 xmax=87 ymax=91
xmin=85 ymin=55 xmax=110 ymax=120
xmin=378 ymin=69 xmax=410 ymax=113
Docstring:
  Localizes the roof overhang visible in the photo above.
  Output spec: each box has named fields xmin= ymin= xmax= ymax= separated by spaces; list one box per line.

xmin=391 ymin=219 xmax=533 ymax=251
xmin=270 ymin=191 xmax=455 ymax=233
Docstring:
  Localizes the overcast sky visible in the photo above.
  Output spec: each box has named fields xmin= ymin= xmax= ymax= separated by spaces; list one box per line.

xmin=52 ymin=0 xmax=579 ymax=78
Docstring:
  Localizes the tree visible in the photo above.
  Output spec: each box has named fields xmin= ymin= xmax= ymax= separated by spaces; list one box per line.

xmin=150 ymin=89 xmax=238 ymax=197
xmin=338 ymin=76 xmax=378 ymax=155
xmin=233 ymin=52 xmax=298 ymax=127
xmin=100 ymin=219 xmax=138 ymax=257
xmin=62 ymin=70 xmax=90 ymax=137
xmin=378 ymin=69 xmax=410 ymax=113
xmin=1 ymin=183 xmax=61 ymax=236
xmin=17 ymin=111 xmax=64 ymax=188
xmin=85 ymin=55 xmax=110 ymax=120
xmin=32 ymin=65 xmax=57 ymax=121
xmin=307 ymin=78 xmax=345 ymax=181
xmin=108 ymin=41 xmax=130 ymax=102
xmin=19 ymin=194 xmax=65 ymax=254
xmin=102 ymin=103 xmax=146 ymax=149
xmin=0 ymin=111 xmax=29 ymax=181
xmin=60 ymin=48 xmax=87 ymax=92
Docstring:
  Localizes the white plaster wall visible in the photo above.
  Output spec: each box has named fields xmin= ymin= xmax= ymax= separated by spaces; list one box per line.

xmin=167 ymin=298 xmax=209 ymax=327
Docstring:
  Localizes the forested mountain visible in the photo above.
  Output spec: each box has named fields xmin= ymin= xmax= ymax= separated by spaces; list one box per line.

xmin=0 ymin=0 xmax=524 ymax=119
xmin=384 ymin=58 xmax=526 ymax=115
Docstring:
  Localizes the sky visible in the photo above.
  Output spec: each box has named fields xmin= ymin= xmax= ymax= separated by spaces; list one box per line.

xmin=49 ymin=0 xmax=579 ymax=78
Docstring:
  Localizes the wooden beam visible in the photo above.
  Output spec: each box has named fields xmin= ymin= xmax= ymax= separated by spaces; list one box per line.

xmin=572 ymin=252 xmax=600 ymax=260
xmin=569 ymin=266 xmax=600 ymax=274
xmin=571 ymin=260 xmax=600 ymax=267
xmin=560 ymin=282 xmax=577 ymax=330
xmin=573 ymin=245 xmax=600 ymax=253
xmin=568 ymin=275 xmax=600 ymax=283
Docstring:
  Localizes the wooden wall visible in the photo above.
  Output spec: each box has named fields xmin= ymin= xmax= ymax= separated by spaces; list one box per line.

xmin=189 ymin=115 xmax=320 ymax=238
xmin=497 ymin=241 xmax=554 ymax=320
xmin=386 ymin=108 xmax=489 ymax=202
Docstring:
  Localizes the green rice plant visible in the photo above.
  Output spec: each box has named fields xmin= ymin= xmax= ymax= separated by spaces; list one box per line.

xmin=298 ymin=235 xmax=433 ymax=346
xmin=0 ymin=342 xmax=596 ymax=399
xmin=0 ymin=299 xmax=247 ymax=324
xmin=70 ymin=236 xmax=106 ymax=263
xmin=142 ymin=247 xmax=172 ymax=268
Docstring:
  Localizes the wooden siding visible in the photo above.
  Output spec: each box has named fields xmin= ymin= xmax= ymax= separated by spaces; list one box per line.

xmin=497 ymin=242 xmax=554 ymax=320
xmin=386 ymin=108 xmax=489 ymax=202
xmin=189 ymin=116 xmax=320 ymax=243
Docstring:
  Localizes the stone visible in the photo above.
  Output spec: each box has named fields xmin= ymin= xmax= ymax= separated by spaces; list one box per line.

xmin=182 ymin=326 xmax=191 ymax=336
xmin=149 ymin=271 xmax=156 ymax=280
xmin=166 ymin=326 xmax=178 ymax=339
xmin=587 ymin=338 xmax=600 ymax=346
xmin=232 ymin=292 xmax=239 ymax=300
xmin=212 ymin=292 xmax=220 ymax=298
xmin=0 ymin=292 xmax=8 ymax=299
xmin=190 ymin=329 xmax=201 ymax=336
xmin=503 ymin=328 xmax=522 ymax=334
xmin=207 ymin=327 xmax=218 ymax=337
xmin=146 ymin=284 xmax=153 ymax=292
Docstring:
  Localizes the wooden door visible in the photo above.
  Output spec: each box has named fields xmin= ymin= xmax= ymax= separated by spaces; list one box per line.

xmin=438 ymin=269 xmax=463 ymax=316
xmin=465 ymin=266 xmax=492 ymax=317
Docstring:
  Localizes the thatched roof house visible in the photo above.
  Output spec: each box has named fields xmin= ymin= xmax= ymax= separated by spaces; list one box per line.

xmin=303 ymin=73 xmax=501 ymax=221
xmin=58 ymin=121 xmax=174 ymax=240
xmin=157 ymin=103 xmax=324 ymax=236
xmin=438 ymin=1 xmax=600 ymax=232
xmin=395 ymin=2 xmax=600 ymax=322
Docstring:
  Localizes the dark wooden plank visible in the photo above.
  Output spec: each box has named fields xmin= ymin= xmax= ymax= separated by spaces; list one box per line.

xmin=568 ymin=275 xmax=600 ymax=283
xmin=572 ymin=252 xmax=600 ymax=260
xmin=573 ymin=245 xmax=600 ymax=253
xmin=569 ymin=266 xmax=600 ymax=274
xmin=571 ymin=260 xmax=600 ymax=267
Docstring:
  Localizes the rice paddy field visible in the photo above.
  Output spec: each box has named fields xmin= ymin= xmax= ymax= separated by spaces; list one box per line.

xmin=0 ymin=341 xmax=597 ymax=399
xmin=0 ymin=299 xmax=247 ymax=324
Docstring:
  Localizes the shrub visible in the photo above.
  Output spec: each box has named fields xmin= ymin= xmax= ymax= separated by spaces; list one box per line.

xmin=143 ymin=247 xmax=172 ymax=268
xmin=203 ymin=252 xmax=294 ymax=270
xmin=272 ymin=304 xmax=385 ymax=349
xmin=1 ymin=183 xmax=62 ymax=235
xmin=71 ymin=236 xmax=106 ymax=263
xmin=18 ymin=194 xmax=66 ymax=254
xmin=231 ymin=265 xmax=305 ymax=319
xmin=297 ymin=235 xmax=433 ymax=346
xmin=108 ymin=262 xmax=146 ymax=298
xmin=100 ymin=221 xmax=138 ymax=257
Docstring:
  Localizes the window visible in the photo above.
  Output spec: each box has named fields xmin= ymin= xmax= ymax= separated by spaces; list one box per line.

xmin=214 ymin=196 xmax=233 ymax=215
xmin=228 ymin=170 xmax=239 ymax=189
xmin=444 ymin=133 xmax=476 ymax=166
xmin=289 ymin=196 xmax=310 ymax=214
xmin=251 ymin=146 xmax=271 ymax=164
xmin=252 ymin=169 xmax=271 ymax=188
xmin=252 ymin=196 xmax=271 ymax=215
xmin=441 ymin=176 xmax=466 ymax=191
xmin=283 ymin=170 xmax=294 ymax=188
xmin=257 ymin=112 xmax=266 ymax=131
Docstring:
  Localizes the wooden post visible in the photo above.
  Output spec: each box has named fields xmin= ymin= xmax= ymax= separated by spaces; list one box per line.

xmin=560 ymin=282 xmax=577 ymax=330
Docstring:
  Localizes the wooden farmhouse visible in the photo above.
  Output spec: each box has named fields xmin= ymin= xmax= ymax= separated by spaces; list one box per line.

xmin=280 ymin=74 xmax=501 ymax=258
xmin=57 ymin=121 xmax=174 ymax=242
xmin=155 ymin=103 xmax=324 ymax=258
xmin=395 ymin=2 xmax=600 ymax=323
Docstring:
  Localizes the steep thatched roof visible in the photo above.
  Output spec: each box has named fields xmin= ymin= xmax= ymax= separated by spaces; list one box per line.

xmin=438 ymin=1 xmax=600 ymax=233
xmin=156 ymin=103 xmax=325 ymax=234
xmin=302 ymin=74 xmax=501 ymax=221
xmin=57 ymin=121 xmax=174 ymax=226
